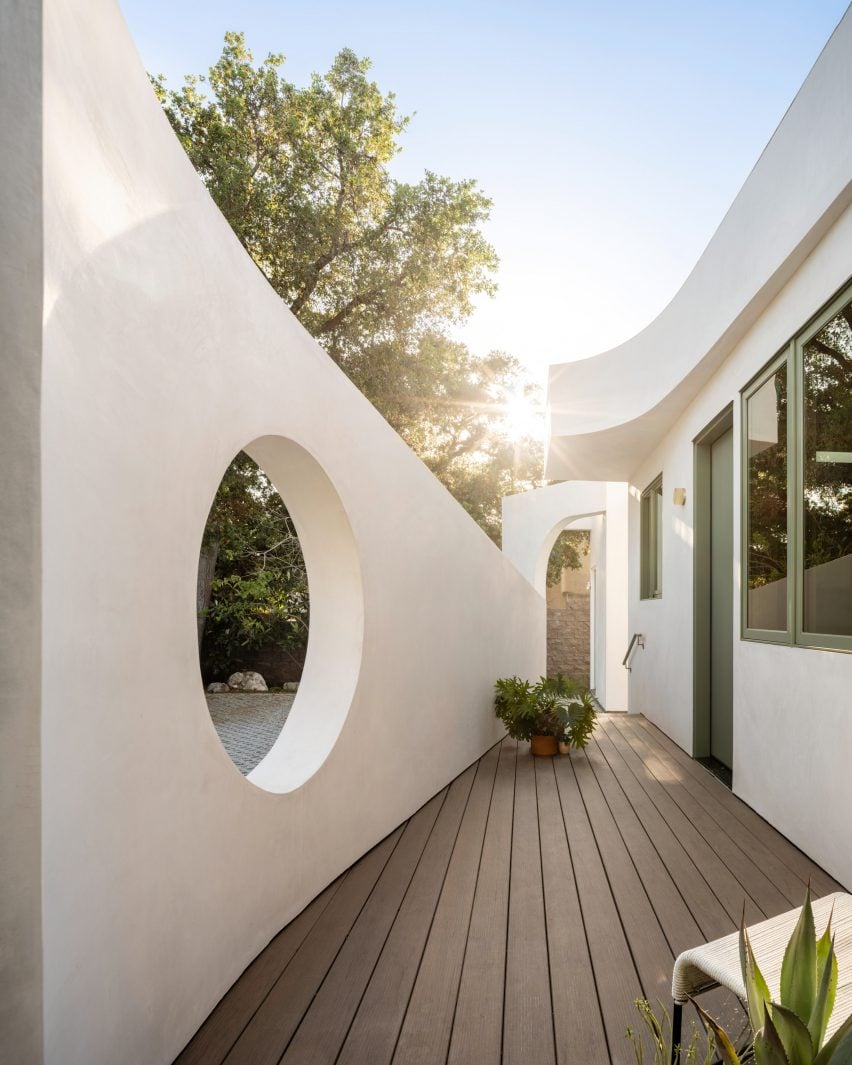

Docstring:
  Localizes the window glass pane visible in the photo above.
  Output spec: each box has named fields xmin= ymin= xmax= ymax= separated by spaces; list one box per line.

xmin=802 ymin=298 xmax=852 ymax=637
xmin=746 ymin=364 xmax=788 ymax=631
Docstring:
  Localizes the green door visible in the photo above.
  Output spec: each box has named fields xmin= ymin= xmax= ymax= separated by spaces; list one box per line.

xmin=709 ymin=427 xmax=734 ymax=768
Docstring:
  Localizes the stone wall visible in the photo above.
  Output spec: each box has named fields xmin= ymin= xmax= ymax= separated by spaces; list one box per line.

xmin=547 ymin=597 xmax=590 ymax=684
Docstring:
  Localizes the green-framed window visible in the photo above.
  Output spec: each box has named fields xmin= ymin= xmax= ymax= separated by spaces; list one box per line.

xmin=742 ymin=280 xmax=852 ymax=651
xmin=640 ymin=474 xmax=663 ymax=600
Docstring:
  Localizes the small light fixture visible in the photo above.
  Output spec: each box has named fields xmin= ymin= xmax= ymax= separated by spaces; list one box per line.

xmin=672 ymin=487 xmax=687 ymax=506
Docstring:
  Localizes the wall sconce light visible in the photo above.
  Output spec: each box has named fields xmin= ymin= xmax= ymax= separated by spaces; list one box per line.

xmin=672 ymin=487 xmax=687 ymax=506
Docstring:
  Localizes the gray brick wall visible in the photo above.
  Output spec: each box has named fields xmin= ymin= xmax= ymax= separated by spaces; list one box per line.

xmin=547 ymin=597 xmax=590 ymax=684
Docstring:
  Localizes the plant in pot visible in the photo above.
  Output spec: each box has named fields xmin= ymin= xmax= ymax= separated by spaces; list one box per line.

xmin=556 ymin=689 xmax=598 ymax=753
xmin=494 ymin=676 xmax=561 ymax=756
xmin=539 ymin=675 xmax=598 ymax=754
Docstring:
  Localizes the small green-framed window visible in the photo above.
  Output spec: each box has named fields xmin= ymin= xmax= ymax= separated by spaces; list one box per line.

xmin=640 ymin=474 xmax=663 ymax=600
xmin=741 ymin=278 xmax=852 ymax=652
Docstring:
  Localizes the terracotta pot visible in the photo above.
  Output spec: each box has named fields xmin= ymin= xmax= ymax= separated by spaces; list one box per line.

xmin=530 ymin=734 xmax=558 ymax=757
xmin=558 ymin=741 xmax=571 ymax=755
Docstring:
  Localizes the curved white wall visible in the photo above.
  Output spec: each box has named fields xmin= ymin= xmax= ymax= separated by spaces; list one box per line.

xmin=546 ymin=6 xmax=852 ymax=481
xmin=0 ymin=2 xmax=546 ymax=1062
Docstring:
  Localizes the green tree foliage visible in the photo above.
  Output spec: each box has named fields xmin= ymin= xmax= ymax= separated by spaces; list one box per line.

xmin=547 ymin=530 xmax=590 ymax=588
xmin=153 ymin=35 xmax=542 ymax=533
xmin=200 ymin=453 xmax=308 ymax=680
xmin=155 ymin=35 xmax=547 ymax=666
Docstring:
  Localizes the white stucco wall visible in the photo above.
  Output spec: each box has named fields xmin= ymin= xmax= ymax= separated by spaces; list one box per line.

xmin=4 ymin=3 xmax=546 ymax=1063
xmin=625 ymin=202 xmax=852 ymax=888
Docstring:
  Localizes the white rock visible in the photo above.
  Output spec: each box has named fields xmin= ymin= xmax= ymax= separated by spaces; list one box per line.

xmin=227 ymin=671 xmax=268 ymax=693
xmin=281 ymin=681 xmax=300 ymax=693
xmin=206 ymin=682 xmax=230 ymax=694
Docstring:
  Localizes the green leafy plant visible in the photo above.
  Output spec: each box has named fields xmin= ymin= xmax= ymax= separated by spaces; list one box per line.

xmin=626 ymin=999 xmax=717 ymax=1065
xmin=693 ymin=890 xmax=852 ymax=1064
xmin=494 ymin=675 xmax=597 ymax=745
xmin=555 ymin=688 xmax=598 ymax=749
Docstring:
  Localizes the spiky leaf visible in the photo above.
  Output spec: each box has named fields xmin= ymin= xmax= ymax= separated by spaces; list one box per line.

xmin=809 ymin=928 xmax=838 ymax=1050
xmin=814 ymin=1014 xmax=852 ymax=1065
xmin=770 ymin=1003 xmax=814 ymax=1065
xmin=754 ymin=1012 xmax=793 ymax=1065
xmin=741 ymin=918 xmax=772 ymax=1032
xmin=781 ymin=890 xmax=817 ymax=1020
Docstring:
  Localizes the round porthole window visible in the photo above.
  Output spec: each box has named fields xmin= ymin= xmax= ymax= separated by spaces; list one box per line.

xmin=196 ymin=436 xmax=364 ymax=793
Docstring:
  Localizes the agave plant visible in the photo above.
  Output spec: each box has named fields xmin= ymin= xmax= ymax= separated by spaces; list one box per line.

xmin=694 ymin=890 xmax=852 ymax=1064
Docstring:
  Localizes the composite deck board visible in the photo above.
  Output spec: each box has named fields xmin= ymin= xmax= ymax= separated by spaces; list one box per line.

xmin=553 ymin=751 xmax=643 ymax=1064
xmin=222 ymin=827 xmax=406 ymax=1065
xmin=278 ymin=785 xmax=451 ymax=1065
xmin=533 ymin=756 xmax=609 ymax=1065
xmin=174 ymin=877 xmax=344 ymax=1065
xmin=610 ymin=719 xmax=793 ymax=915
xmin=391 ymin=745 xmax=501 ymax=1065
xmin=599 ymin=718 xmax=768 ymax=925
xmin=446 ymin=741 xmax=517 ymax=1065
xmin=501 ymin=735 xmax=557 ymax=1065
xmin=177 ymin=718 xmax=841 ymax=1065
xmin=630 ymin=714 xmax=843 ymax=897
xmin=591 ymin=726 xmax=735 ymax=943
xmin=337 ymin=755 xmax=494 ymax=1065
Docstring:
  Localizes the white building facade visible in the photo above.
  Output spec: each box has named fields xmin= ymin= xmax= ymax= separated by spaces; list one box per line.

xmin=539 ymin=9 xmax=852 ymax=888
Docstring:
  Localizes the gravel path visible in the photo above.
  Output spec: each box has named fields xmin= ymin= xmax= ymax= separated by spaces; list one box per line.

xmin=206 ymin=692 xmax=296 ymax=776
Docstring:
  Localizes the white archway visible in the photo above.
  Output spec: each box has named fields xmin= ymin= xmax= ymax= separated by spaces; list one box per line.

xmin=502 ymin=480 xmax=629 ymax=711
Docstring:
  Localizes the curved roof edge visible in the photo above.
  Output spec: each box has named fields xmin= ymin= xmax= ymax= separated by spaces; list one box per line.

xmin=546 ymin=7 xmax=852 ymax=481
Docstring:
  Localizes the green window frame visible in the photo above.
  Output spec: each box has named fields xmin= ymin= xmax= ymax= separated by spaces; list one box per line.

xmin=640 ymin=474 xmax=663 ymax=600
xmin=741 ymin=278 xmax=852 ymax=652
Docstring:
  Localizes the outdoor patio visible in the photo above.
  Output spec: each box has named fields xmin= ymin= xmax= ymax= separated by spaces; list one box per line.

xmin=175 ymin=715 xmax=841 ymax=1065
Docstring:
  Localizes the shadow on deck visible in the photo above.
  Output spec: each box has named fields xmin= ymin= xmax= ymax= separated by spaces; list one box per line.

xmin=175 ymin=715 xmax=841 ymax=1065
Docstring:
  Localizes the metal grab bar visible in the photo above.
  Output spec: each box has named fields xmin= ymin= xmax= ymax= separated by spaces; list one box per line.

xmin=622 ymin=632 xmax=645 ymax=671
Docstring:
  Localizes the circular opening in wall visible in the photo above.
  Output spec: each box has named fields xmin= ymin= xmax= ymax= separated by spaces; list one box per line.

xmin=197 ymin=436 xmax=364 ymax=793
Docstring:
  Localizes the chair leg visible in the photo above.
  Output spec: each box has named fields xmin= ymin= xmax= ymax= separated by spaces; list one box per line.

xmin=671 ymin=1001 xmax=683 ymax=1065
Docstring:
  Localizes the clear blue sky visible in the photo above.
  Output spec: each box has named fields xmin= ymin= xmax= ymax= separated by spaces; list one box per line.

xmin=120 ymin=0 xmax=848 ymax=386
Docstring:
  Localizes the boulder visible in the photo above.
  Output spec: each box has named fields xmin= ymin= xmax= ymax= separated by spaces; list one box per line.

xmin=206 ymin=682 xmax=230 ymax=694
xmin=227 ymin=671 xmax=268 ymax=693
xmin=281 ymin=681 xmax=300 ymax=693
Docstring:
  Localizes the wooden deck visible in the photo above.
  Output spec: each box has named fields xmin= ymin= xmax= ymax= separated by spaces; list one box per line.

xmin=175 ymin=715 xmax=841 ymax=1065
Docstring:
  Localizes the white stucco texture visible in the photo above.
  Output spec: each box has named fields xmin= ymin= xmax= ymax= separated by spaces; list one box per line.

xmin=546 ymin=7 xmax=852 ymax=481
xmin=21 ymin=2 xmax=545 ymax=1063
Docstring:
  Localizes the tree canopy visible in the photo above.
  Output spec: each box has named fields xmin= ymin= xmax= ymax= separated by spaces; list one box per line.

xmin=155 ymin=35 xmax=547 ymax=672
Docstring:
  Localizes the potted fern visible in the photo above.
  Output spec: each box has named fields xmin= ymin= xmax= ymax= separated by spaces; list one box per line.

xmin=494 ymin=675 xmax=597 ymax=757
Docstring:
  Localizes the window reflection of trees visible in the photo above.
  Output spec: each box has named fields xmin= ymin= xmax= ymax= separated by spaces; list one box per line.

xmin=747 ymin=366 xmax=788 ymax=630
xmin=803 ymin=299 xmax=852 ymax=636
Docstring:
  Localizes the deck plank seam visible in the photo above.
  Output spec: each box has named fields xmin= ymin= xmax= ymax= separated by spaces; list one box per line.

xmin=591 ymin=727 xmax=733 ymax=942
xmin=386 ymin=758 xmax=487 ymax=1065
xmin=499 ymin=738 xmax=520 ymax=1065
xmin=443 ymin=739 xmax=509 ymax=1065
xmin=629 ymin=716 xmax=839 ymax=897
xmin=599 ymin=719 xmax=766 ymax=924
xmin=548 ymin=750 xmax=612 ymax=1064
xmin=611 ymin=719 xmax=784 ymax=917
xmin=534 ymin=757 xmax=561 ymax=1064
xmin=312 ymin=784 xmax=457 ymax=1065
xmin=580 ymin=741 xmax=685 ymax=963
